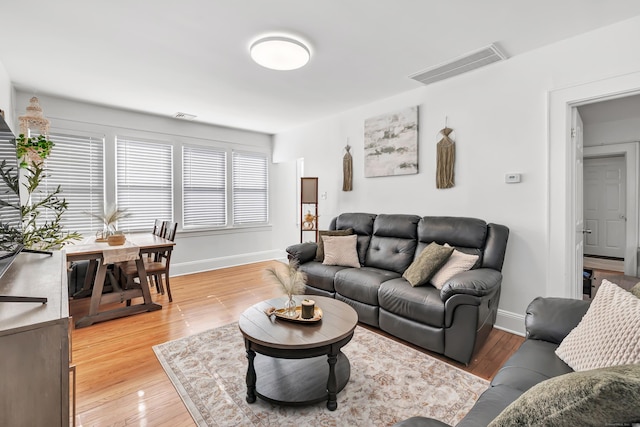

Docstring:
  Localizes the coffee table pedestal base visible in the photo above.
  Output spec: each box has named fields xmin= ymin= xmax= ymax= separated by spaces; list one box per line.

xmin=250 ymin=352 xmax=350 ymax=410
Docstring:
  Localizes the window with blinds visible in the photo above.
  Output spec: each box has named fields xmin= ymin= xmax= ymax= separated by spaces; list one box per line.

xmin=183 ymin=145 xmax=226 ymax=228
xmin=37 ymin=132 xmax=105 ymax=235
xmin=232 ymin=151 xmax=268 ymax=225
xmin=0 ymin=136 xmax=21 ymax=235
xmin=116 ymin=137 xmax=173 ymax=232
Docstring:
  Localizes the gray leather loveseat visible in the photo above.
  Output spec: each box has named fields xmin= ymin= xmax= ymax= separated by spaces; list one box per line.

xmin=286 ymin=213 xmax=509 ymax=365
xmin=393 ymin=297 xmax=592 ymax=427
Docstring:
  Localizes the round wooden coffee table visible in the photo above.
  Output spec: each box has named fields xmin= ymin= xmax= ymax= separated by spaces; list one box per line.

xmin=238 ymin=295 xmax=358 ymax=411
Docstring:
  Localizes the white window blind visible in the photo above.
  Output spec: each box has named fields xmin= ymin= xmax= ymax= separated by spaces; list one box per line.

xmin=38 ymin=132 xmax=105 ymax=235
xmin=0 ymin=136 xmax=21 ymax=235
xmin=232 ymin=151 xmax=268 ymax=225
xmin=183 ymin=145 xmax=226 ymax=228
xmin=116 ymin=137 xmax=173 ymax=232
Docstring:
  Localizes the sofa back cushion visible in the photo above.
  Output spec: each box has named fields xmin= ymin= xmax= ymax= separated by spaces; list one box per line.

xmin=365 ymin=214 xmax=420 ymax=274
xmin=416 ymin=216 xmax=487 ymax=266
xmin=332 ymin=213 xmax=377 ymax=266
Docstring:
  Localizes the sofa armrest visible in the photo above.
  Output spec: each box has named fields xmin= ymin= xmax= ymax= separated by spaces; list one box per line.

xmin=440 ymin=268 xmax=502 ymax=302
xmin=525 ymin=297 xmax=590 ymax=344
xmin=285 ymin=242 xmax=317 ymax=264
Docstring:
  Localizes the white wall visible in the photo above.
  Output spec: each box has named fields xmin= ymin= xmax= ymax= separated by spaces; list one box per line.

xmin=0 ymin=60 xmax=13 ymax=129
xmin=272 ymin=16 xmax=640 ymax=334
xmin=13 ymin=91 xmax=277 ymax=275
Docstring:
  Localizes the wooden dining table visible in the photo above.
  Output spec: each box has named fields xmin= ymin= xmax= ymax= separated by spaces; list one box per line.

xmin=65 ymin=233 xmax=176 ymax=328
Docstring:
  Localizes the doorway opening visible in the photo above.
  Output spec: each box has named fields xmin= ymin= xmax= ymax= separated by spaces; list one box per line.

xmin=548 ymin=72 xmax=640 ymax=300
xmin=576 ymin=98 xmax=640 ymax=299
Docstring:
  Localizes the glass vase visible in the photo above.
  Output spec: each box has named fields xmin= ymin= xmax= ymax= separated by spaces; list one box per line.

xmin=284 ymin=294 xmax=297 ymax=317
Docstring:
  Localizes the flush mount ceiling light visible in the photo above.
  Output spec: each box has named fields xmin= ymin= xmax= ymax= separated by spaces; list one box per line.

xmin=250 ymin=36 xmax=310 ymax=71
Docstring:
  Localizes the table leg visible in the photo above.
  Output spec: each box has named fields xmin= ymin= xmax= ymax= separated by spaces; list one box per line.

xmin=135 ymin=257 xmax=154 ymax=304
xmin=245 ymin=343 xmax=257 ymax=404
xmin=88 ymin=263 xmax=108 ymax=316
xmin=72 ymin=259 xmax=98 ymax=298
xmin=326 ymin=352 xmax=338 ymax=411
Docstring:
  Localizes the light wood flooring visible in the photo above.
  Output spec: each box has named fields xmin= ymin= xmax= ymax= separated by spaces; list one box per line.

xmin=70 ymin=261 xmax=524 ymax=426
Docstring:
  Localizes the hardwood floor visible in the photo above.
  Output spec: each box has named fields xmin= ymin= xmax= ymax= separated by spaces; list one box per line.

xmin=70 ymin=261 xmax=524 ymax=426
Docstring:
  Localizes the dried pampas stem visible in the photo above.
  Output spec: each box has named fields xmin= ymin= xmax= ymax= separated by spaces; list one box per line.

xmin=263 ymin=260 xmax=307 ymax=296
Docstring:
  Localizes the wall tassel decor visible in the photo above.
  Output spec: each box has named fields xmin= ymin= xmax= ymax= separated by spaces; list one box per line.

xmin=342 ymin=142 xmax=353 ymax=191
xmin=436 ymin=124 xmax=455 ymax=189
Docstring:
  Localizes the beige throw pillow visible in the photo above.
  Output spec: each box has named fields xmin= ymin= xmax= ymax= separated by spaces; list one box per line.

xmin=430 ymin=245 xmax=479 ymax=290
xmin=402 ymin=242 xmax=453 ymax=287
xmin=321 ymin=235 xmax=360 ymax=268
xmin=315 ymin=228 xmax=354 ymax=261
xmin=555 ymin=279 xmax=640 ymax=371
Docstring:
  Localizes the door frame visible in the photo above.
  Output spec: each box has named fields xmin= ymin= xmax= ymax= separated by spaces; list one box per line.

xmin=548 ymin=71 xmax=640 ymax=299
xmin=584 ymin=143 xmax=638 ymax=272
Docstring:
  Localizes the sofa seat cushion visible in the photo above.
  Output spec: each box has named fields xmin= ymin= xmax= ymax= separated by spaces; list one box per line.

xmin=379 ymin=278 xmax=445 ymax=327
xmin=457 ymin=385 xmax=522 ymax=427
xmin=491 ymin=339 xmax=573 ymax=392
xmin=299 ymin=261 xmax=349 ymax=293
xmin=334 ymin=267 xmax=400 ymax=305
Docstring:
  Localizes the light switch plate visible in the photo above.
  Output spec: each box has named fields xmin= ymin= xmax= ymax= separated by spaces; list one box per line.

xmin=505 ymin=173 xmax=521 ymax=183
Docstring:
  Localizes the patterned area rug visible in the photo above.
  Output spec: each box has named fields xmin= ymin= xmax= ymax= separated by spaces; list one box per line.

xmin=153 ymin=323 xmax=487 ymax=427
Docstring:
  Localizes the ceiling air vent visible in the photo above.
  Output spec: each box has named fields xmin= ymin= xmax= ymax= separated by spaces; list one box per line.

xmin=409 ymin=44 xmax=507 ymax=86
xmin=173 ymin=112 xmax=197 ymax=121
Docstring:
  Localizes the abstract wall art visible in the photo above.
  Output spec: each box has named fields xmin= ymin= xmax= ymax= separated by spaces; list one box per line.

xmin=364 ymin=106 xmax=418 ymax=177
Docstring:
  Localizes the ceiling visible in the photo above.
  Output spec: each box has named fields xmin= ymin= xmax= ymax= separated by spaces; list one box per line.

xmin=579 ymin=93 xmax=640 ymax=125
xmin=2 ymin=1 xmax=640 ymax=134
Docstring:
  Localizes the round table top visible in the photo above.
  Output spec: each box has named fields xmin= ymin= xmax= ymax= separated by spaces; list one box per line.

xmin=238 ymin=295 xmax=358 ymax=350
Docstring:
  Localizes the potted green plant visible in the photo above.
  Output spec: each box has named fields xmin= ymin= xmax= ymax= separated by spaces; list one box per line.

xmin=0 ymin=134 xmax=81 ymax=250
xmin=15 ymin=133 xmax=54 ymax=168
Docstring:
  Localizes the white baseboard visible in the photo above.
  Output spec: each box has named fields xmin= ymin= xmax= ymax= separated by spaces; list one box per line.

xmin=171 ymin=250 xmax=286 ymax=276
xmin=495 ymin=309 xmax=526 ymax=336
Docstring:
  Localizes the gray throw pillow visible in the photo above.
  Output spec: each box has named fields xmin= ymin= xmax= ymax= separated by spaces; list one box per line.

xmin=488 ymin=364 xmax=640 ymax=427
xmin=315 ymin=228 xmax=354 ymax=261
xmin=402 ymin=242 xmax=453 ymax=287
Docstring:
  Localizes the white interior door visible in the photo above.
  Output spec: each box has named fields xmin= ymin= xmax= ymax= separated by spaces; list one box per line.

xmin=573 ymin=108 xmax=585 ymax=295
xmin=583 ymin=156 xmax=626 ymax=258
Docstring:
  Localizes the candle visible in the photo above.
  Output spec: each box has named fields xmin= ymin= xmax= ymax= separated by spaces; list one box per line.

xmin=301 ymin=299 xmax=315 ymax=319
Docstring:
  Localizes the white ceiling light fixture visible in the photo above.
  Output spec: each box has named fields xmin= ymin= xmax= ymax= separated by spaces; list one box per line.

xmin=250 ymin=36 xmax=310 ymax=71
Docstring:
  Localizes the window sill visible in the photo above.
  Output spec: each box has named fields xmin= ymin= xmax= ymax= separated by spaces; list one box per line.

xmin=177 ymin=223 xmax=272 ymax=238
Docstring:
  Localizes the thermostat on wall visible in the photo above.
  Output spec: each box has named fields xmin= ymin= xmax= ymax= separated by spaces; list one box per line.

xmin=505 ymin=173 xmax=521 ymax=183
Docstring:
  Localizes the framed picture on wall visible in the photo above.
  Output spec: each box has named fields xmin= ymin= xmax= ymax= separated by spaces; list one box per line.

xmin=364 ymin=106 xmax=418 ymax=177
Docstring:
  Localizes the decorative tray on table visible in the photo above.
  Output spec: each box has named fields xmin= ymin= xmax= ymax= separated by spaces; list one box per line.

xmin=265 ymin=306 xmax=323 ymax=323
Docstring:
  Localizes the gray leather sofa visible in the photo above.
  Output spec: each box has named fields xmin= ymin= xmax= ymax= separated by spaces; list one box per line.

xmin=392 ymin=297 xmax=591 ymax=427
xmin=286 ymin=213 xmax=509 ymax=365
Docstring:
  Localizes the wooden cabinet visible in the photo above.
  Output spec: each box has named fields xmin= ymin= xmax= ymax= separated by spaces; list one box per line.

xmin=0 ymin=251 xmax=70 ymax=426
xmin=590 ymin=270 xmax=638 ymax=299
xmin=300 ymin=177 xmax=319 ymax=243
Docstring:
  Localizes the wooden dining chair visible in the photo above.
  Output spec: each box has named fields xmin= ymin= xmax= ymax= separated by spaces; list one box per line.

xmin=148 ymin=219 xmax=169 ymax=292
xmin=121 ymin=222 xmax=178 ymax=303
xmin=152 ymin=219 xmax=166 ymax=236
